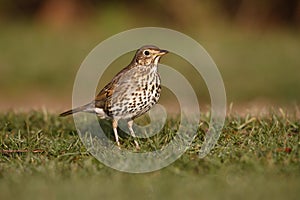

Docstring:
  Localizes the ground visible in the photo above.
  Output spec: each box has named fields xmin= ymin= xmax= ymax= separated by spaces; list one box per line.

xmin=0 ymin=10 xmax=300 ymax=199
xmin=0 ymin=110 xmax=299 ymax=200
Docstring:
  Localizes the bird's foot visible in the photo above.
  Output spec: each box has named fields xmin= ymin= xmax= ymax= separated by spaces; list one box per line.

xmin=116 ymin=141 xmax=121 ymax=150
xmin=134 ymin=140 xmax=140 ymax=150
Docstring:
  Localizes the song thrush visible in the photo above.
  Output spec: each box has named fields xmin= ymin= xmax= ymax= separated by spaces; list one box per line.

xmin=60 ymin=45 xmax=168 ymax=149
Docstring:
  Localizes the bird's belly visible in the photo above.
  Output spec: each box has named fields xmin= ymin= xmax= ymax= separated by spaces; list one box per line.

xmin=108 ymin=75 xmax=161 ymax=119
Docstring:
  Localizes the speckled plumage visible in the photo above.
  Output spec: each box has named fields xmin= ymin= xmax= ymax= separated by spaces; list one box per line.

xmin=60 ymin=45 xmax=168 ymax=149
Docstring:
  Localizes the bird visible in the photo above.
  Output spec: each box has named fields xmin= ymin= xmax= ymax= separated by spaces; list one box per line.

xmin=60 ymin=45 xmax=168 ymax=149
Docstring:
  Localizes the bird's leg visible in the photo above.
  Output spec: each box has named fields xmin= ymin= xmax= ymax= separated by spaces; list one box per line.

xmin=112 ymin=119 xmax=121 ymax=149
xmin=127 ymin=120 xmax=140 ymax=150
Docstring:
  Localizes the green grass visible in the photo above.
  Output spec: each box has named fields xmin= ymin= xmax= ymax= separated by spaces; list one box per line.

xmin=0 ymin=110 xmax=299 ymax=200
xmin=0 ymin=19 xmax=300 ymax=104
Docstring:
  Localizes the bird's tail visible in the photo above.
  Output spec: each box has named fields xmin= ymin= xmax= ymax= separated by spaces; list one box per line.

xmin=59 ymin=103 xmax=93 ymax=117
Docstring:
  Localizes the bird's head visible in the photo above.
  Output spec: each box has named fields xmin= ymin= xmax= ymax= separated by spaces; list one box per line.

xmin=133 ymin=45 xmax=168 ymax=67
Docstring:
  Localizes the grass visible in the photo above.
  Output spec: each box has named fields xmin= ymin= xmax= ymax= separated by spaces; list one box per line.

xmin=0 ymin=19 xmax=300 ymax=104
xmin=0 ymin=110 xmax=299 ymax=200
xmin=1 ymin=9 xmax=300 ymax=199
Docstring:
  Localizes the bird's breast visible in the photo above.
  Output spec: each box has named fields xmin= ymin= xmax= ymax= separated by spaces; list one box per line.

xmin=106 ymin=71 xmax=161 ymax=119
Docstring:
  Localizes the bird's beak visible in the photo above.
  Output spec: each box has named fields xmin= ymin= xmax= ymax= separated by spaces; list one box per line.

xmin=158 ymin=49 xmax=168 ymax=55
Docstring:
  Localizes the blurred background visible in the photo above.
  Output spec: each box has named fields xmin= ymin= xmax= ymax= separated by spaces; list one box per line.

xmin=0 ymin=0 xmax=299 ymax=112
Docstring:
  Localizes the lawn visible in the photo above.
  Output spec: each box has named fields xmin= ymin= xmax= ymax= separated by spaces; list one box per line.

xmin=1 ymin=20 xmax=300 ymax=106
xmin=0 ymin=110 xmax=299 ymax=200
xmin=1 ymin=6 xmax=300 ymax=200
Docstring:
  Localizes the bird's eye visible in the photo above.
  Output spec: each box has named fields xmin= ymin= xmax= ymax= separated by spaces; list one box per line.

xmin=143 ymin=50 xmax=150 ymax=56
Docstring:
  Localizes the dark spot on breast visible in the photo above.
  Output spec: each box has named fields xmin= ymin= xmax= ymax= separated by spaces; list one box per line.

xmin=151 ymin=85 xmax=155 ymax=92
xmin=115 ymin=108 xmax=122 ymax=112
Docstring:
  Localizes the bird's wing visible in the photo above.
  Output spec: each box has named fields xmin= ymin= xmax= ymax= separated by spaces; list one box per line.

xmin=94 ymin=66 xmax=132 ymax=106
xmin=94 ymin=79 xmax=116 ymax=108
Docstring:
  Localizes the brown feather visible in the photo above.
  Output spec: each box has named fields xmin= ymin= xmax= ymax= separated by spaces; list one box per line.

xmin=59 ymin=103 xmax=93 ymax=117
